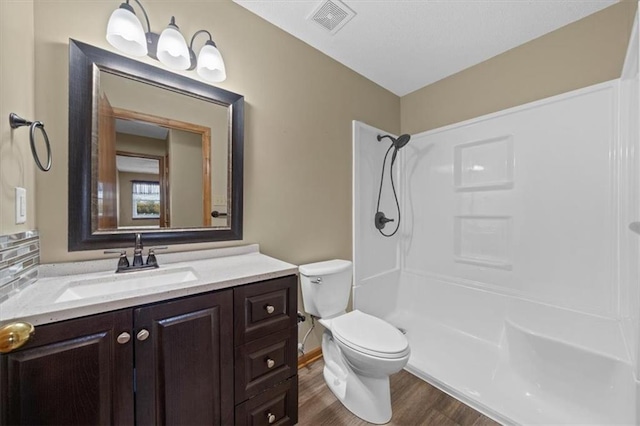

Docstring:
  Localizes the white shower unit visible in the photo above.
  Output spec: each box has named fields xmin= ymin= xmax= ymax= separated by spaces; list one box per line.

xmin=352 ymin=15 xmax=640 ymax=425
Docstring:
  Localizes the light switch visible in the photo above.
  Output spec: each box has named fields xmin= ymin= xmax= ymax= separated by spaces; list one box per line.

xmin=15 ymin=187 xmax=26 ymax=224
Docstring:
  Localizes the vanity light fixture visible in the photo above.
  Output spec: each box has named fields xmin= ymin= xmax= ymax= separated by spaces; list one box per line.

xmin=106 ymin=0 xmax=227 ymax=82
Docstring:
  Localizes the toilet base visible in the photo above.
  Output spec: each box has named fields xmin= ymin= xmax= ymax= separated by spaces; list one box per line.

xmin=322 ymin=331 xmax=393 ymax=424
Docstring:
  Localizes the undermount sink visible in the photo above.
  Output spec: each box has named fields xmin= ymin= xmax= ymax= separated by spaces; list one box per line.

xmin=54 ymin=267 xmax=199 ymax=303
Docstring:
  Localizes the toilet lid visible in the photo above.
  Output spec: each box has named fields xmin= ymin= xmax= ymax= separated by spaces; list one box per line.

xmin=331 ymin=310 xmax=409 ymax=358
xmin=299 ymin=259 xmax=352 ymax=276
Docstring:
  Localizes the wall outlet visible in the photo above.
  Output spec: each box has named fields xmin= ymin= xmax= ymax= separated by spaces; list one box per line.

xmin=15 ymin=187 xmax=26 ymax=224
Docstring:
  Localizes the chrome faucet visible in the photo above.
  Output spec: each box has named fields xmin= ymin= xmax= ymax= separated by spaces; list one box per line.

xmin=104 ymin=233 xmax=167 ymax=273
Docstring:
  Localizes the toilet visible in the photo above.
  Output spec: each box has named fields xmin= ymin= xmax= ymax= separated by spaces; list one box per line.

xmin=299 ymin=259 xmax=410 ymax=424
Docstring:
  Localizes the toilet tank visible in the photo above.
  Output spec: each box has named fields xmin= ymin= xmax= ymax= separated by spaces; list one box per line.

xmin=299 ymin=259 xmax=352 ymax=319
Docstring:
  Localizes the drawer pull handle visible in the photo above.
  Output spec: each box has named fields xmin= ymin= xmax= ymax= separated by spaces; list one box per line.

xmin=266 ymin=358 xmax=275 ymax=368
xmin=267 ymin=412 xmax=276 ymax=424
xmin=137 ymin=329 xmax=150 ymax=341
xmin=0 ymin=322 xmax=34 ymax=353
xmin=117 ymin=332 xmax=131 ymax=344
xmin=265 ymin=305 xmax=275 ymax=314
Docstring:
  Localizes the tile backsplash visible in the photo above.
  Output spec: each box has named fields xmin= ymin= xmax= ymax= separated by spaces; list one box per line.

xmin=0 ymin=230 xmax=39 ymax=302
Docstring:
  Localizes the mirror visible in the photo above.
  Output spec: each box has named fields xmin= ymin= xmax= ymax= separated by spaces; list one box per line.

xmin=68 ymin=39 xmax=244 ymax=250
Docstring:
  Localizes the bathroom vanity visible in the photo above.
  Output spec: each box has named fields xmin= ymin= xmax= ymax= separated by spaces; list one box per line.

xmin=0 ymin=245 xmax=298 ymax=425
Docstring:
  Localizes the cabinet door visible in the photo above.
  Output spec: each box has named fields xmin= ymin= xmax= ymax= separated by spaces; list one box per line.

xmin=0 ymin=310 xmax=134 ymax=425
xmin=135 ymin=290 xmax=234 ymax=425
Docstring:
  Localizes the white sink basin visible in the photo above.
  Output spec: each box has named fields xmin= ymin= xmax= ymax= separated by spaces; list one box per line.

xmin=54 ymin=267 xmax=199 ymax=303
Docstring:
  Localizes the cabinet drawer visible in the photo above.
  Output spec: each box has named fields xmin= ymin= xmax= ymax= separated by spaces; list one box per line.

xmin=234 ymin=377 xmax=298 ymax=426
xmin=235 ymin=327 xmax=297 ymax=402
xmin=234 ymin=275 xmax=297 ymax=345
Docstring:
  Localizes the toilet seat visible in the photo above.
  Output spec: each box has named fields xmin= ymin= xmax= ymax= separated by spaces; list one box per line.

xmin=331 ymin=310 xmax=409 ymax=359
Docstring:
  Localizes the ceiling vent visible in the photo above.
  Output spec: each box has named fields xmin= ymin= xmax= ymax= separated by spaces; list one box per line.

xmin=309 ymin=0 xmax=356 ymax=35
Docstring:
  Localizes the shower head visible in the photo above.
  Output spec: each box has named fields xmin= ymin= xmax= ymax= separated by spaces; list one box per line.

xmin=377 ymin=133 xmax=411 ymax=150
xmin=394 ymin=134 xmax=411 ymax=149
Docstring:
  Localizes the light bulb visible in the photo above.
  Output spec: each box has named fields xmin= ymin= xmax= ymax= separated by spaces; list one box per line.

xmin=106 ymin=4 xmax=147 ymax=57
xmin=197 ymin=41 xmax=226 ymax=82
xmin=157 ymin=17 xmax=190 ymax=70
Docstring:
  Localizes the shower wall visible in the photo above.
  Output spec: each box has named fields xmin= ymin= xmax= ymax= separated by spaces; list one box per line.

xmin=354 ymin=78 xmax=640 ymax=422
xmin=354 ymin=78 xmax=640 ymax=364
xmin=353 ymin=14 xmax=640 ymax=423
xmin=403 ymin=82 xmax=618 ymax=317
xmin=355 ymin=80 xmax=625 ymax=307
xmin=619 ymin=13 xmax=640 ymax=379
xmin=352 ymin=122 xmax=401 ymax=319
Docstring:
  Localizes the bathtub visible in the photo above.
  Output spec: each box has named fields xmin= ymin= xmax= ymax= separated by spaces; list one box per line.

xmin=359 ymin=270 xmax=639 ymax=425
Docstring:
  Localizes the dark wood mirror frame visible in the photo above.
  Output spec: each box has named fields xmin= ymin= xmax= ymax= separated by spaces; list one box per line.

xmin=68 ymin=39 xmax=244 ymax=251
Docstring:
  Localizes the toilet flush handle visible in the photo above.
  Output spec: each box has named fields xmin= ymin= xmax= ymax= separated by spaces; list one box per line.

xmin=311 ymin=277 xmax=322 ymax=284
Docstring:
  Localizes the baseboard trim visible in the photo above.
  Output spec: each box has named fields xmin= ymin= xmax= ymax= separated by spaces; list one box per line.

xmin=298 ymin=347 xmax=323 ymax=368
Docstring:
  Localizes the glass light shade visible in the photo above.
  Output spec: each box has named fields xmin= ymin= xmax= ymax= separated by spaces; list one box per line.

xmin=157 ymin=25 xmax=190 ymax=70
xmin=106 ymin=7 xmax=147 ymax=57
xmin=197 ymin=43 xmax=226 ymax=82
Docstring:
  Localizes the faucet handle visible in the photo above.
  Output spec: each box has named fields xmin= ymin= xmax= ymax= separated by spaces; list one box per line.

xmin=104 ymin=249 xmax=127 ymax=256
xmin=104 ymin=250 xmax=130 ymax=270
xmin=146 ymin=247 xmax=167 ymax=267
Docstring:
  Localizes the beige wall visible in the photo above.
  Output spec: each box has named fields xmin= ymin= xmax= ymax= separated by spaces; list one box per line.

xmin=0 ymin=0 xmax=36 ymax=235
xmin=33 ymin=0 xmax=399 ymax=267
xmin=401 ymin=0 xmax=638 ymax=135
xmin=116 ymin=133 xmax=168 ymax=158
xmin=168 ymin=128 xmax=203 ymax=227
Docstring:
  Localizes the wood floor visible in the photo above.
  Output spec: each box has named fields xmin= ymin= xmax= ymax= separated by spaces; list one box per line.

xmin=298 ymin=359 xmax=500 ymax=426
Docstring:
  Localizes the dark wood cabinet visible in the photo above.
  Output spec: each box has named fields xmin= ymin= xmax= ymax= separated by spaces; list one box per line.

xmin=234 ymin=276 xmax=297 ymax=346
xmin=235 ymin=377 xmax=298 ymax=426
xmin=0 ymin=310 xmax=134 ymax=425
xmin=0 ymin=274 xmax=298 ymax=426
xmin=233 ymin=276 xmax=298 ymax=426
xmin=135 ymin=290 xmax=234 ymax=425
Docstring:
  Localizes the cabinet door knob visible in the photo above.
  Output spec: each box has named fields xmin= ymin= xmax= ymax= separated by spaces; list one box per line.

xmin=116 ymin=332 xmax=131 ymax=344
xmin=137 ymin=329 xmax=150 ymax=341
xmin=265 ymin=305 xmax=275 ymax=314
xmin=266 ymin=358 xmax=275 ymax=369
xmin=267 ymin=412 xmax=276 ymax=424
xmin=0 ymin=322 xmax=34 ymax=353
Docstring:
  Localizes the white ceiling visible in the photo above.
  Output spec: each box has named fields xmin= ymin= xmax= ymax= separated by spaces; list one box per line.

xmin=233 ymin=0 xmax=618 ymax=96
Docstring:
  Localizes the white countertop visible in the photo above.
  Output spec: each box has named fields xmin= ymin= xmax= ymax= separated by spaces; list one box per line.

xmin=0 ymin=245 xmax=298 ymax=326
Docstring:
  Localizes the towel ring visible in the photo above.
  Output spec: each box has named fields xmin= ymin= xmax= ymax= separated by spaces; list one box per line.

xmin=9 ymin=113 xmax=52 ymax=172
